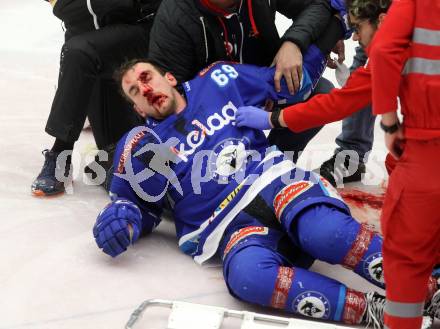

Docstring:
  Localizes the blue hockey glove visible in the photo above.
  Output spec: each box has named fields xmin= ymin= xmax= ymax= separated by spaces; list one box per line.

xmin=330 ymin=0 xmax=352 ymax=39
xmin=93 ymin=199 xmax=142 ymax=257
xmin=236 ymin=106 xmax=272 ymax=130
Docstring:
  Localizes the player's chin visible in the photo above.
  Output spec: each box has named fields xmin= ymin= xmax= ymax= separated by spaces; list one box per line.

xmin=137 ymin=108 xmax=148 ymax=118
xmin=157 ymin=101 xmax=173 ymax=117
xmin=158 ymin=96 xmax=168 ymax=108
xmin=151 ymin=108 xmax=166 ymax=121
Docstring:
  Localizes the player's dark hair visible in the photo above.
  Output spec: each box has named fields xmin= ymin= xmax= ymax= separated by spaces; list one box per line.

xmin=346 ymin=0 xmax=392 ymax=25
xmin=113 ymin=58 xmax=167 ymax=102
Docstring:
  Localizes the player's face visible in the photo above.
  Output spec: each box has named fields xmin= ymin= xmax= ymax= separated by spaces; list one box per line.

xmin=122 ymin=63 xmax=178 ymax=120
xmin=349 ymin=14 xmax=377 ymax=48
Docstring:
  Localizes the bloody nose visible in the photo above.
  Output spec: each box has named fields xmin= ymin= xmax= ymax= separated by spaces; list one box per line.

xmin=137 ymin=80 xmax=152 ymax=97
xmin=137 ymin=71 xmax=152 ymax=96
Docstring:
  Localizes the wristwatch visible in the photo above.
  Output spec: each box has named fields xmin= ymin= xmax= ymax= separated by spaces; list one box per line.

xmin=380 ymin=121 xmax=400 ymax=134
xmin=270 ymin=109 xmax=283 ymax=129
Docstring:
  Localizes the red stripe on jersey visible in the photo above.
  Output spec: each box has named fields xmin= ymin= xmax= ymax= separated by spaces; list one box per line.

xmin=343 ymin=289 xmax=367 ymax=324
xmin=342 ymin=223 xmax=374 ymax=270
xmin=270 ymin=267 xmax=294 ymax=309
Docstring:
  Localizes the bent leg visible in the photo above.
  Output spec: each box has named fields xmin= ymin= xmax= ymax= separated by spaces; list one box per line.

xmin=45 ymin=34 xmax=100 ymax=143
xmin=293 ymin=203 xmax=385 ymax=288
xmin=86 ymin=23 xmax=150 ymax=147
xmin=335 ymin=104 xmax=376 ymax=163
xmin=335 ymin=46 xmax=375 ymax=163
xmin=223 ymin=244 xmax=368 ymax=324
xmin=45 ymin=23 xmax=149 ymax=147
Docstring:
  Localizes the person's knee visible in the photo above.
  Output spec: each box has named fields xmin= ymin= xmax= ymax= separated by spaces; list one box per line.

xmin=313 ymin=77 xmax=335 ymax=95
xmin=296 ymin=205 xmax=358 ymax=262
xmin=226 ymin=247 xmax=279 ymax=302
xmin=61 ymin=36 xmax=99 ymax=70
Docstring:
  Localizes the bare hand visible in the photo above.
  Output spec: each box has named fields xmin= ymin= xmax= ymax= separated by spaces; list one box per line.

xmin=327 ymin=40 xmax=345 ymax=69
xmin=272 ymin=41 xmax=303 ymax=94
xmin=385 ymin=127 xmax=405 ymax=160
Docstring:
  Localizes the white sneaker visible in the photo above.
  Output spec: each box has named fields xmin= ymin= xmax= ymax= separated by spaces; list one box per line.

xmin=421 ymin=315 xmax=433 ymax=329
xmin=363 ymin=291 xmax=435 ymax=329
xmin=363 ymin=292 xmax=385 ymax=329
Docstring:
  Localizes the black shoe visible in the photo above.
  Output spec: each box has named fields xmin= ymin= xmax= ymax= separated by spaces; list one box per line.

xmin=315 ymin=153 xmax=366 ymax=187
xmin=84 ymin=144 xmax=115 ymax=192
xmin=31 ymin=149 xmax=72 ymax=196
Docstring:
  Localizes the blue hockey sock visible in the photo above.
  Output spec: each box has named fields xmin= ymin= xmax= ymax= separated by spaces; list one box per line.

xmin=293 ymin=204 xmax=385 ymax=288
xmin=224 ymin=245 xmax=367 ymax=323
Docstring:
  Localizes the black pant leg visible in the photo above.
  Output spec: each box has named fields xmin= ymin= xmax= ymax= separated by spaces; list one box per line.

xmin=45 ymin=21 xmax=151 ymax=148
xmin=267 ymin=77 xmax=334 ymax=163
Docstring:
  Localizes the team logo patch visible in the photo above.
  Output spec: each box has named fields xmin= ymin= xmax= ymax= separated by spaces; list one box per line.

xmin=273 ymin=181 xmax=313 ymax=220
xmin=293 ymin=291 xmax=330 ymax=319
xmin=364 ymin=252 xmax=384 ymax=285
xmin=209 ymin=138 xmax=249 ymax=183
xmin=223 ymin=226 xmax=268 ymax=257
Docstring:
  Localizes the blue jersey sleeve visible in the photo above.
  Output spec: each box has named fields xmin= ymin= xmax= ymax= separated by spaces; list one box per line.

xmin=200 ymin=62 xmax=313 ymax=108
xmin=237 ymin=65 xmax=313 ymax=106
xmin=110 ymin=129 xmax=165 ymax=235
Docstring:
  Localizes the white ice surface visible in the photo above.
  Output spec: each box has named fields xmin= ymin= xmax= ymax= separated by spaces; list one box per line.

xmin=0 ymin=3 xmax=434 ymax=329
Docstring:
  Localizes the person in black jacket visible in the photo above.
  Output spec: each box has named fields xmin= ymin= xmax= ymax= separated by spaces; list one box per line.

xmin=32 ymin=0 xmax=161 ymax=196
xmin=148 ymin=0 xmax=345 ymax=162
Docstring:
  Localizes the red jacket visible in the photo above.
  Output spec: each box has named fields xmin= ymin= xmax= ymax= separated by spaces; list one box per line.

xmin=370 ymin=0 xmax=440 ymax=140
xmin=283 ymin=60 xmax=372 ymax=132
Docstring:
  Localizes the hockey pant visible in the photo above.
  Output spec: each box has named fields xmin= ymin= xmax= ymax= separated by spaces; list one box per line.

xmin=220 ymin=202 xmax=383 ymax=324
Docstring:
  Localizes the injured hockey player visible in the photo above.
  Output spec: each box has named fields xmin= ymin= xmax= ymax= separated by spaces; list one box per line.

xmin=92 ymin=56 xmax=440 ymax=328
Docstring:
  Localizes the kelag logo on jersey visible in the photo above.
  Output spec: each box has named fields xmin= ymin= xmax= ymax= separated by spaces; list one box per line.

xmin=116 ymin=102 xmax=245 ymax=201
xmin=170 ymin=101 xmax=238 ymax=163
xmin=292 ymin=291 xmax=331 ymax=319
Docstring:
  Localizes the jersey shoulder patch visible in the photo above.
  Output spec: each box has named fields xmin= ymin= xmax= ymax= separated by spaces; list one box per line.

xmin=116 ymin=126 xmax=153 ymax=174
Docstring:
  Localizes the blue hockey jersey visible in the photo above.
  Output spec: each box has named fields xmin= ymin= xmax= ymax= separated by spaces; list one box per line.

xmin=110 ymin=60 xmax=335 ymax=264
